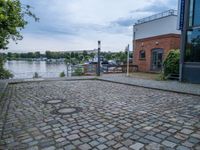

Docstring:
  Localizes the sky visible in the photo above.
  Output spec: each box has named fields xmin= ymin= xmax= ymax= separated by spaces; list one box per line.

xmin=8 ymin=0 xmax=178 ymax=52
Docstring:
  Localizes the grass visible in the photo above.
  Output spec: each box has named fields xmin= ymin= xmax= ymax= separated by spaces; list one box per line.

xmin=129 ymin=72 xmax=162 ymax=80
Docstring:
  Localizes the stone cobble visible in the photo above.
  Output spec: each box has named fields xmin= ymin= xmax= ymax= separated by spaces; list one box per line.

xmin=0 ymin=80 xmax=200 ymax=150
xmin=99 ymin=74 xmax=200 ymax=96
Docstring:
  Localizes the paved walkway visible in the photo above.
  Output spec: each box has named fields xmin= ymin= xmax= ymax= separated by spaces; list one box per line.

xmin=99 ymin=74 xmax=200 ymax=96
xmin=0 ymin=80 xmax=200 ymax=149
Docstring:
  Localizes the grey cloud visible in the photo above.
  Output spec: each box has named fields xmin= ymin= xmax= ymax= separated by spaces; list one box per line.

xmin=112 ymin=0 xmax=176 ymax=27
xmin=130 ymin=3 xmax=171 ymax=14
xmin=110 ymin=2 xmax=170 ymax=27
xmin=111 ymin=17 xmax=137 ymax=27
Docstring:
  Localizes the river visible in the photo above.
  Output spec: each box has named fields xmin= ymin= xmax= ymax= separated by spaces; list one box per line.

xmin=4 ymin=60 xmax=71 ymax=79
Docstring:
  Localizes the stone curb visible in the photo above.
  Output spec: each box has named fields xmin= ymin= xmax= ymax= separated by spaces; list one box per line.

xmin=0 ymin=82 xmax=9 ymax=141
xmin=97 ymin=78 xmax=200 ymax=97
xmin=7 ymin=77 xmax=97 ymax=84
xmin=5 ymin=77 xmax=200 ymax=97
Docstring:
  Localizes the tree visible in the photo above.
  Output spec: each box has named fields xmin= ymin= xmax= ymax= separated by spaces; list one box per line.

xmin=45 ymin=51 xmax=51 ymax=59
xmin=71 ymin=52 xmax=75 ymax=58
xmin=0 ymin=0 xmax=39 ymax=49
xmin=74 ymin=52 xmax=79 ymax=60
xmin=27 ymin=52 xmax=34 ymax=58
xmin=89 ymin=52 xmax=95 ymax=59
xmin=7 ymin=52 xmax=12 ymax=58
xmin=0 ymin=0 xmax=38 ymax=79
xmin=35 ymin=51 xmax=40 ymax=58
xmin=83 ymin=50 xmax=88 ymax=58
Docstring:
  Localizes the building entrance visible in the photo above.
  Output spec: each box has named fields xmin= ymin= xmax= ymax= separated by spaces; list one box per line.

xmin=151 ymin=48 xmax=163 ymax=71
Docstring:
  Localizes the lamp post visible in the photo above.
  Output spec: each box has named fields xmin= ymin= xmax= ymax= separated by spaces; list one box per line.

xmin=97 ymin=41 xmax=101 ymax=76
xmin=126 ymin=44 xmax=130 ymax=76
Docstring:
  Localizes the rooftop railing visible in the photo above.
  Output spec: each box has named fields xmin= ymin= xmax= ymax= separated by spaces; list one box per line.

xmin=135 ymin=9 xmax=178 ymax=25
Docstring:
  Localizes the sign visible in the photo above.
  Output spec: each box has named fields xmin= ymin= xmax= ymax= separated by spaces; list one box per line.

xmin=177 ymin=0 xmax=185 ymax=30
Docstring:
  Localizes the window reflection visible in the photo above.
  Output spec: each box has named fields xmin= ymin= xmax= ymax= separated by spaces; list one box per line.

xmin=185 ymin=28 xmax=200 ymax=62
xmin=189 ymin=0 xmax=194 ymax=27
xmin=194 ymin=0 xmax=200 ymax=26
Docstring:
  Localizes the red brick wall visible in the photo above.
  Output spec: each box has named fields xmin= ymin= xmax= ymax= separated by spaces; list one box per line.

xmin=133 ymin=34 xmax=180 ymax=72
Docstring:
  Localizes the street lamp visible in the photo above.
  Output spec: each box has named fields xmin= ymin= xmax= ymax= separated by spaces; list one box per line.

xmin=97 ymin=41 xmax=101 ymax=76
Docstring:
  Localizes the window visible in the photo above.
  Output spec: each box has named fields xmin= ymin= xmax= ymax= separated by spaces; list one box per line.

xmin=189 ymin=0 xmax=200 ymax=27
xmin=139 ymin=50 xmax=145 ymax=59
xmin=189 ymin=0 xmax=194 ymax=27
xmin=185 ymin=0 xmax=200 ymax=62
xmin=185 ymin=28 xmax=200 ymax=62
xmin=194 ymin=0 xmax=200 ymax=26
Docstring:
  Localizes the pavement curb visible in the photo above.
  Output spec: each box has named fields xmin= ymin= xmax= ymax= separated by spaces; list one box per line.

xmin=3 ymin=77 xmax=200 ymax=97
xmin=8 ymin=77 xmax=97 ymax=85
xmin=0 ymin=82 xmax=9 ymax=141
xmin=97 ymin=78 xmax=200 ymax=97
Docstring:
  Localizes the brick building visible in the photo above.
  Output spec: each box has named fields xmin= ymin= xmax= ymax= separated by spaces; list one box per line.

xmin=133 ymin=10 xmax=181 ymax=72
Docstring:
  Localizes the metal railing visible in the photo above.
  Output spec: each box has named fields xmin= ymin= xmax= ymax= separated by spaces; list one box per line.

xmin=83 ymin=64 xmax=139 ymax=75
xmin=135 ymin=9 xmax=178 ymax=25
xmin=9 ymin=72 xmax=71 ymax=79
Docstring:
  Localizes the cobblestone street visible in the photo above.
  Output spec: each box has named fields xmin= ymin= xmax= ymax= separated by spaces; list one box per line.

xmin=0 ymin=80 xmax=200 ymax=150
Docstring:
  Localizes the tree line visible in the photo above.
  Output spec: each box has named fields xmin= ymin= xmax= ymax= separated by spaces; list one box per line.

xmin=4 ymin=51 xmax=132 ymax=63
xmin=5 ymin=51 xmax=95 ymax=60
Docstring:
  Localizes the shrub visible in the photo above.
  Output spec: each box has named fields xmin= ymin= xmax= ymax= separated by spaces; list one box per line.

xmin=0 ymin=68 xmax=13 ymax=79
xmin=59 ymin=71 xmax=65 ymax=77
xmin=73 ymin=67 xmax=84 ymax=76
xmin=163 ymin=49 xmax=180 ymax=77
xmin=0 ymin=57 xmax=13 ymax=79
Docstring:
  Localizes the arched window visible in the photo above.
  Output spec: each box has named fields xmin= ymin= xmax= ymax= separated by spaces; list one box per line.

xmin=139 ymin=50 xmax=146 ymax=59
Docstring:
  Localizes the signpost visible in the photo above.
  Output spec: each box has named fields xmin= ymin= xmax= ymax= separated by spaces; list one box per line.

xmin=97 ymin=41 xmax=101 ymax=76
xmin=126 ymin=44 xmax=130 ymax=76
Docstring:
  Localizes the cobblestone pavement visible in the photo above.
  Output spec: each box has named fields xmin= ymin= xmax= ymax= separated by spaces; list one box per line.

xmin=100 ymin=74 xmax=200 ymax=96
xmin=0 ymin=80 xmax=200 ymax=150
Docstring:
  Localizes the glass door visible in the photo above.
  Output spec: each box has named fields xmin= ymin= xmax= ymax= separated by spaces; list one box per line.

xmin=151 ymin=49 xmax=163 ymax=71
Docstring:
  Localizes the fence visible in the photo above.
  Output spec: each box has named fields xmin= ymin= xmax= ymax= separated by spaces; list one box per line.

xmin=8 ymin=64 xmax=139 ymax=79
xmin=83 ymin=64 xmax=138 ymax=75
xmin=136 ymin=9 xmax=178 ymax=25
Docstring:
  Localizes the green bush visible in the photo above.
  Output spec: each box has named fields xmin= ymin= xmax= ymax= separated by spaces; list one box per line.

xmin=163 ymin=49 xmax=180 ymax=77
xmin=0 ymin=57 xmax=13 ymax=79
xmin=59 ymin=71 xmax=65 ymax=77
xmin=0 ymin=68 xmax=13 ymax=79
xmin=73 ymin=67 xmax=84 ymax=76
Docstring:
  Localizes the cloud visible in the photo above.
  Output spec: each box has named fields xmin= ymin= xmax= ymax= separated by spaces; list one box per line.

xmin=111 ymin=17 xmax=137 ymax=27
xmin=8 ymin=0 xmax=178 ymax=52
xmin=131 ymin=5 xmax=171 ymax=13
xmin=110 ymin=0 xmax=178 ymax=27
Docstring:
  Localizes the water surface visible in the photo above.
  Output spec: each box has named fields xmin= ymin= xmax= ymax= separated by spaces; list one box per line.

xmin=4 ymin=61 xmax=70 ymax=79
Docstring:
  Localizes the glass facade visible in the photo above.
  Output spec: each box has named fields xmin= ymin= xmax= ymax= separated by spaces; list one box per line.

xmin=193 ymin=0 xmax=200 ymax=26
xmin=185 ymin=0 xmax=200 ymax=62
xmin=185 ymin=29 xmax=200 ymax=62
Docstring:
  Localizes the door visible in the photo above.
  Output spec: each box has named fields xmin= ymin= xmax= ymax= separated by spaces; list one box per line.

xmin=151 ymin=49 xmax=163 ymax=71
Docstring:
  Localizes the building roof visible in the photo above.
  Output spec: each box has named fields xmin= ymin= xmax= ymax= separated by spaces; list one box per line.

xmin=135 ymin=9 xmax=178 ymax=25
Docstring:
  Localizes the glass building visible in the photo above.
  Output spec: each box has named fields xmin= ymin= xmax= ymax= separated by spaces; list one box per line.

xmin=180 ymin=0 xmax=200 ymax=83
